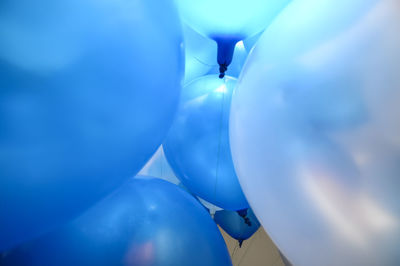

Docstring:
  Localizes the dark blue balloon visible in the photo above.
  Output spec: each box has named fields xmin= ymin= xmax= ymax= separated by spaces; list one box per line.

xmin=214 ymin=208 xmax=260 ymax=245
xmin=0 ymin=0 xmax=183 ymax=251
xmin=0 ymin=177 xmax=232 ymax=266
xmin=163 ymin=75 xmax=249 ymax=211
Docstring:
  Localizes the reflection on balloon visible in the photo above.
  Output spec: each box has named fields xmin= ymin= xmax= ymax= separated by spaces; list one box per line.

xmin=174 ymin=0 xmax=290 ymax=77
xmin=0 ymin=0 xmax=183 ymax=251
xmin=230 ymin=0 xmax=400 ymax=265
xmin=0 ymin=177 xmax=232 ymax=266
xmin=214 ymin=208 xmax=260 ymax=246
xmin=164 ymin=75 xmax=248 ymax=210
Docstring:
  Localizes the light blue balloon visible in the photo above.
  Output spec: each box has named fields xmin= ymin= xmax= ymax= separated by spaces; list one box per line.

xmin=230 ymin=0 xmax=400 ymax=265
xmin=164 ymin=75 xmax=248 ymax=210
xmin=0 ymin=177 xmax=232 ymax=266
xmin=243 ymin=32 xmax=263 ymax=54
xmin=214 ymin=208 xmax=260 ymax=246
xmin=174 ymin=0 xmax=290 ymax=77
xmin=0 ymin=0 xmax=183 ymax=251
xmin=183 ymin=24 xmax=218 ymax=84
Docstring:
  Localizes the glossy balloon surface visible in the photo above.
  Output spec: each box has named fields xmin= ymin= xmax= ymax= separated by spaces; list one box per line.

xmin=174 ymin=0 xmax=290 ymax=41
xmin=164 ymin=75 xmax=248 ymax=210
xmin=0 ymin=177 xmax=232 ymax=266
xmin=0 ymin=0 xmax=182 ymax=251
xmin=243 ymin=32 xmax=263 ymax=54
xmin=230 ymin=0 xmax=400 ymax=265
xmin=214 ymin=209 xmax=260 ymax=241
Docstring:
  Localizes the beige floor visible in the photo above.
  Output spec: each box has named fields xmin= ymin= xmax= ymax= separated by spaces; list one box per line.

xmin=219 ymin=226 xmax=286 ymax=266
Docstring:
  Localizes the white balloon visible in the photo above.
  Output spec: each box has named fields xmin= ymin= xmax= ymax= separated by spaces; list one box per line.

xmin=230 ymin=0 xmax=400 ymax=266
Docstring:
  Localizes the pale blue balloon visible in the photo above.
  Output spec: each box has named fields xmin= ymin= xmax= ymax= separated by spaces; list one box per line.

xmin=0 ymin=177 xmax=232 ymax=266
xmin=0 ymin=0 xmax=183 ymax=251
xmin=230 ymin=0 xmax=400 ymax=265
xmin=174 ymin=0 xmax=290 ymax=77
xmin=243 ymin=32 xmax=263 ymax=54
xmin=164 ymin=75 xmax=249 ymax=210
xmin=183 ymin=23 xmax=218 ymax=84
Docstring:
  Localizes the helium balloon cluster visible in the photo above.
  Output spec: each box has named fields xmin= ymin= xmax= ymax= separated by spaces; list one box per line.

xmin=3 ymin=0 xmax=398 ymax=265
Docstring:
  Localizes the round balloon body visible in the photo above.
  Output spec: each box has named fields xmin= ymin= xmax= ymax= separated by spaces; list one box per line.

xmin=0 ymin=0 xmax=183 ymax=251
xmin=164 ymin=75 xmax=248 ymax=210
xmin=174 ymin=0 xmax=290 ymax=77
xmin=214 ymin=208 xmax=260 ymax=242
xmin=0 ymin=177 xmax=232 ymax=266
xmin=230 ymin=0 xmax=400 ymax=265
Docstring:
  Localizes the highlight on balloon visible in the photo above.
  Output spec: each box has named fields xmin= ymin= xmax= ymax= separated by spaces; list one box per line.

xmin=1 ymin=0 xmax=399 ymax=266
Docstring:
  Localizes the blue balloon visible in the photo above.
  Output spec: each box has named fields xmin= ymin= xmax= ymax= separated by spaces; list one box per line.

xmin=183 ymin=24 xmax=217 ymax=84
xmin=174 ymin=0 xmax=290 ymax=77
xmin=214 ymin=208 xmax=260 ymax=246
xmin=0 ymin=0 xmax=183 ymax=251
xmin=0 ymin=177 xmax=232 ymax=266
xmin=164 ymin=75 xmax=248 ymax=210
xmin=243 ymin=32 xmax=263 ymax=53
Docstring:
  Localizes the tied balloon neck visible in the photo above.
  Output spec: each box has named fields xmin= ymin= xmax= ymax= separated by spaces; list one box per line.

xmin=237 ymin=209 xmax=252 ymax=227
xmin=216 ymin=39 xmax=238 ymax=79
xmin=238 ymin=239 xmax=244 ymax=248
xmin=219 ymin=64 xmax=228 ymax=79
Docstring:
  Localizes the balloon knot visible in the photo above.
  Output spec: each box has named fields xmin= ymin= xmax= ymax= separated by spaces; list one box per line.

xmin=219 ymin=63 xmax=228 ymax=79
xmin=237 ymin=209 xmax=252 ymax=226
xmin=238 ymin=239 xmax=244 ymax=248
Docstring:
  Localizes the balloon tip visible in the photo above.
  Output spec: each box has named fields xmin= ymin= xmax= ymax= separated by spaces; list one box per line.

xmin=237 ymin=208 xmax=252 ymax=226
xmin=219 ymin=63 xmax=228 ymax=79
